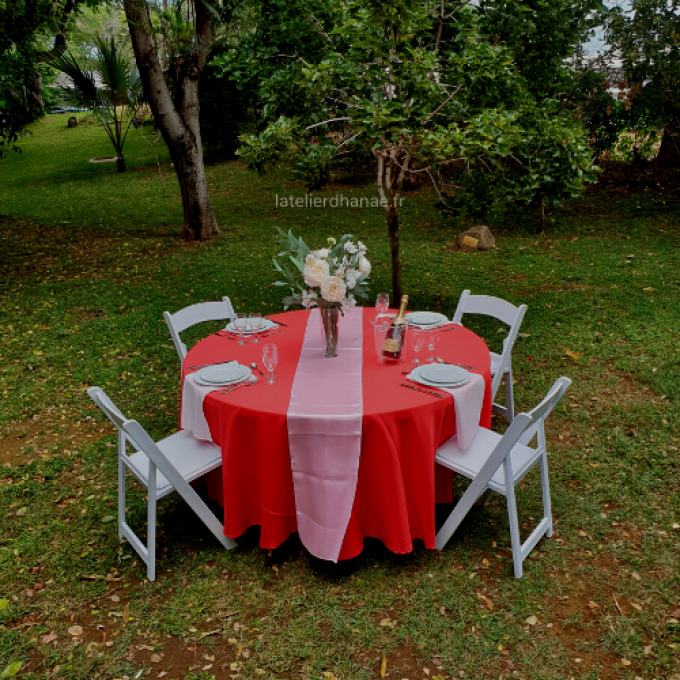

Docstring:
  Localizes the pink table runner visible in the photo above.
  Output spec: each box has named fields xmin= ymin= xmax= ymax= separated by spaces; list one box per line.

xmin=287 ymin=307 xmax=364 ymax=562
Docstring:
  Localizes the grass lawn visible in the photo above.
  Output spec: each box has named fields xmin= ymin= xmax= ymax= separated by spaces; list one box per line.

xmin=0 ymin=113 xmax=678 ymax=680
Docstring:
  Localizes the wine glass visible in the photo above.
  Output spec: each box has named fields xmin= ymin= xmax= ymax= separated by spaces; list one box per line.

xmin=425 ymin=328 xmax=440 ymax=362
xmin=234 ymin=313 xmax=248 ymax=346
xmin=375 ymin=293 xmax=389 ymax=317
xmin=409 ymin=325 xmax=425 ymax=364
xmin=262 ymin=343 xmax=279 ymax=384
xmin=249 ymin=312 xmax=262 ymax=344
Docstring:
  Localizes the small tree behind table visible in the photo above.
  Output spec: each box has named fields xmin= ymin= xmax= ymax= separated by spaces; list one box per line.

xmin=237 ymin=1 xmax=598 ymax=301
xmin=51 ymin=34 xmax=143 ymax=173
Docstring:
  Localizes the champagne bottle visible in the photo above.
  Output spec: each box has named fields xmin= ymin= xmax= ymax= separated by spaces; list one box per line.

xmin=382 ymin=295 xmax=409 ymax=359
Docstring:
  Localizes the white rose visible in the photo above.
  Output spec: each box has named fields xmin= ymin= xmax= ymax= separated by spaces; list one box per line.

xmin=320 ymin=275 xmax=347 ymax=303
xmin=313 ymin=248 xmax=330 ymax=259
xmin=358 ymin=256 xmax=371 ymax=276
xmin=303 ymin=257 xmax=330 ymax=287
xmin=344 ymin=241 xmax=358 ymax=254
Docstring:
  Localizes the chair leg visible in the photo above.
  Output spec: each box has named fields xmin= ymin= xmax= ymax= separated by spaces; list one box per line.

xmin=118 ymin=457 xmax=125 ymax=542
xmin=147 ymin=466 xmax=157 ymax=582
xmin=539 ymin=451 xmax=553 ymax=538
xmin=505 ymin=480 xmax=523 ymax=578
xmin=504 ymin=369 xmax=514 ymax=423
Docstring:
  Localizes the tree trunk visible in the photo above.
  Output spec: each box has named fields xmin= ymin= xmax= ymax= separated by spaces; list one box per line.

xmin=123 ymin=0 xmax=219 ymax=240
xmin=386 ymin=206 xmax=402 ymax=302
xmin=26 ymin=71 xmax=43 ymax=116
xmin=656 ymin=124 xmax=680 ymax=166
xmin=539 ymin=194 xmax=546 ymax=233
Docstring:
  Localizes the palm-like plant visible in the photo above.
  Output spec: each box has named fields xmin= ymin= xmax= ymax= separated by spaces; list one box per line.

xmin=52 ymin=34 xmax=143 ymax=172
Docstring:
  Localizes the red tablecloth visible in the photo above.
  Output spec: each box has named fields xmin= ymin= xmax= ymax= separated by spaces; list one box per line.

xmin=181 ymin=309 xmax=492 ymax=560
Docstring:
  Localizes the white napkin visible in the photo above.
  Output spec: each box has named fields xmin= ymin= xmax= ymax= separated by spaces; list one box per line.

xmin=180 ymin=361 xmax=240 ymax=442
xmin=409 ymin=371 xmax=485 ymax=450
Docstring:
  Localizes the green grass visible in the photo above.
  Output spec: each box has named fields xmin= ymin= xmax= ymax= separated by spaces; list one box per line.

xmin=0 ymin=114 xmax=679 ymax=680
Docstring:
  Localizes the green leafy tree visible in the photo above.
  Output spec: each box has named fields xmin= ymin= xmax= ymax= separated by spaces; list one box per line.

xmin=0 ymin=0 xmax=104 ymax=157
xmin=607 ymin=0 xmax=680 ymax=164
xmin=124 ymin=0 xmax=236 ymax=240
xmin=200 ymin=0 xmax=332 ymax=160
xmin=237 ymin=0 xmax=597 ymax=300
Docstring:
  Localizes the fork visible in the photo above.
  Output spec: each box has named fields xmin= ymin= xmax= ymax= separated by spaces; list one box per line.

xmin=399 ymin=383 xmax=444 ymax=399
xmin=436 ymin=357 xmax=476 ymax=370
xmin=220 ymin=377 xmax=259 ymax=394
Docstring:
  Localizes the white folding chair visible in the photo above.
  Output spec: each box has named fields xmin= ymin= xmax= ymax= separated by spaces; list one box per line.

xmin=452 ymin=290 xmax=527 ymax=422
xmin=163 ymin=297 xmax=235 ymax=364
xmin=88 ymin=387 xmax=236 ymax=581
xmin=434 ymin=377 xmax=570 ymax=578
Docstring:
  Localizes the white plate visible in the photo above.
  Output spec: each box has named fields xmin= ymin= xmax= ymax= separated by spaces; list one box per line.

xmin=409 ymin=365 xmax=469 ymax=388
xmin=419 ymin=363 xmax=468 ymax=384
xmin=225 ymin=318 xmax=277 ymax=335
xmin=405 ymin=311 xmax=449 ymax=326
xmin=194 ymin=364 xmax=252 ymax=386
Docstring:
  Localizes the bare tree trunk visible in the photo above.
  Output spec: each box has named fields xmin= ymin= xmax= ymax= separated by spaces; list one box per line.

xmin=386 ymin=205 xmax=402 ymax=301
xmin=123 ymin=0 xmax=219 ymax=240
xmin=376 ymin=149 xmax=409 ymax=301
xmin=539 ymin=194 xmax=546 ymax=233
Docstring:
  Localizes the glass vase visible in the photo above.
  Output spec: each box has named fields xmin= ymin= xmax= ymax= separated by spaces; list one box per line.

xmin=319 ymin=305 xmax=339 ymax=358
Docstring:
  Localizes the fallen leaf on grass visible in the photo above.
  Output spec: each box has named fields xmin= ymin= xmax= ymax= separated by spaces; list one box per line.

xmin=631 ymin=603 xmax=643 ymax=612
xmin=565 ymin=349 xmax=581 ymax=361
xmin=122 ymin=603 xmax=129 ymax=625
xmin=380 ymin=654 xmax=387 ymax=677
xmin=0 ymin=662 xmax=23 ymax=678
xmin=67 ymin=626 xmax=83 ymax=636
xmin=0 ymin=599 xmax=8 ymax=612
xmin=587 ymin=601 xmax=600 ymax=611
xmin=631 ymin=572 xmax=641 ymax=581
xmin=671 ymin=608 xmax=680 ymax=618
xmin=621 ymin=658 xmax=631 ymax=666
xmin=150 ymin=654 xmax=161 ymax=664
xmin=525 ymin=615 xmax=538 ymax=626
xmin=41 ymin=632 xmax=57 ymax=644
xmin=643 ymin=645 xmax=653 ymax=655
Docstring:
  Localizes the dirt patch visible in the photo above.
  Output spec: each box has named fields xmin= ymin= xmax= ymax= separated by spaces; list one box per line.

xmin=0 ymin=414 xmax=105 ymax=467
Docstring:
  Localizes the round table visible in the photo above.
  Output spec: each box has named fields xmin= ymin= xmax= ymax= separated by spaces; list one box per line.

xmin=181 ymin=309 xmax=492 ymax=560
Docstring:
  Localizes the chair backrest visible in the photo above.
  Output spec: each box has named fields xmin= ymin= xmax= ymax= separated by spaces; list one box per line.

xmin=87 ymin=386 xmax=193 ymax=494
xmin=473 ymin=376 xmax=571 ymax=490
xmin=88 ymin=386 xmax=127 ymax=431
xmin=163 ymin=297 xmax=235 ymax=362
xmin=452 ymin=290 xmax=527 ymax=398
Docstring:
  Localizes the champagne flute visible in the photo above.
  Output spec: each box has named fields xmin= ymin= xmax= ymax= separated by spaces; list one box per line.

xmin=234 ymin=313 xmax=248 ymax=346
xmin=409 ymin=325 xmax=425 ymax=364
xmin=425 ymin=328 xmax=440 ymax=362
xmin=249 ymin=312 xmax=262 ymax=344
xmin=262 ymin=343 xmax=278 ymax=384
xmin=375 ymin=292 xmax=389 ymax=317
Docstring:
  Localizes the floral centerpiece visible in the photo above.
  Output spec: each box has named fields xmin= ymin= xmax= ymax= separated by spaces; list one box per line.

xmin=272 ymin=228 xmax=371 ymax=356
